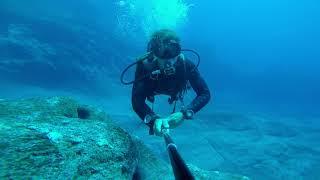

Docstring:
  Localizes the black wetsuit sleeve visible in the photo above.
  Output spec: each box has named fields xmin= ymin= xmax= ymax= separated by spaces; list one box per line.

xmin=185 ymin=60 xmax=211 ymax=113
xmin=131 ymin=62 xmax=155 ymax=120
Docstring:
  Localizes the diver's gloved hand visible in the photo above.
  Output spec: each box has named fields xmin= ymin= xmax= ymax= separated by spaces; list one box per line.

xmin=153 ymin=112 xmax=184 ymax=136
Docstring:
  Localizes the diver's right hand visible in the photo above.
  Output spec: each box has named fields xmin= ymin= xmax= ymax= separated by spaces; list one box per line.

xmin=153 ymin=118 xmax=170 ymax=136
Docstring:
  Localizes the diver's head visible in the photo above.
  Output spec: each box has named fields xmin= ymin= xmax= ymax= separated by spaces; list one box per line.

xmin=147 ymin=29 xmax=181 ymax=60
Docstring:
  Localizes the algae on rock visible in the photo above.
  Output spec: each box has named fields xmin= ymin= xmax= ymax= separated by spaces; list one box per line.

xmin=0 ymin=96 xmax=249 ymax=180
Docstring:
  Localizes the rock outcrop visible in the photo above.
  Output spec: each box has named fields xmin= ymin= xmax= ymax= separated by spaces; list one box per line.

xmin=0 ymin=97 xmax=249 ymax=179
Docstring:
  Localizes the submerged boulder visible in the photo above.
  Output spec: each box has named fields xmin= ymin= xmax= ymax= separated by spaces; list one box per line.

xmin=0 ymin=96 xmax=249 ymax=179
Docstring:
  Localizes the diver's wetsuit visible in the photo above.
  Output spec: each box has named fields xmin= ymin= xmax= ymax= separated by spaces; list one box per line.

xmin=132 ymin=57 xmax=211 ymax=121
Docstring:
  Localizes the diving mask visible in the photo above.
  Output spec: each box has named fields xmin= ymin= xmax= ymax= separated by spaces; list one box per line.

xmin=149 ymin=38 xmax=181 ymax=60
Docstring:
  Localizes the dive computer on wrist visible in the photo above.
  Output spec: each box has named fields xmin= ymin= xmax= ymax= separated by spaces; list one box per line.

xmin=181 ymin=109 xmax=194 ymax=119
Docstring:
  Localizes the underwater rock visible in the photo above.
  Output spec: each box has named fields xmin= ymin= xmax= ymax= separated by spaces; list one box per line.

xmin=0 ymin=96 xmax=249 ymax=179
xmin=0 ymin=12 xmax=130 ymax=96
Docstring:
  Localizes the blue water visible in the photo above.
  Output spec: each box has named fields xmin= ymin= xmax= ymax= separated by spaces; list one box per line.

xmin=1 ymin=0 xmax=320 ymax=179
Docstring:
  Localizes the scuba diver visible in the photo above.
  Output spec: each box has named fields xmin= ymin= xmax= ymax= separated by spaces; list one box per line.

xmin=122 ymin=29 xmax=211 ymax=136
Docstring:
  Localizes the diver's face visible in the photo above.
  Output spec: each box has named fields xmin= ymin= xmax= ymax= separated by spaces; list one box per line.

xmin=154 ymin=39 xmax=180 ymax=59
